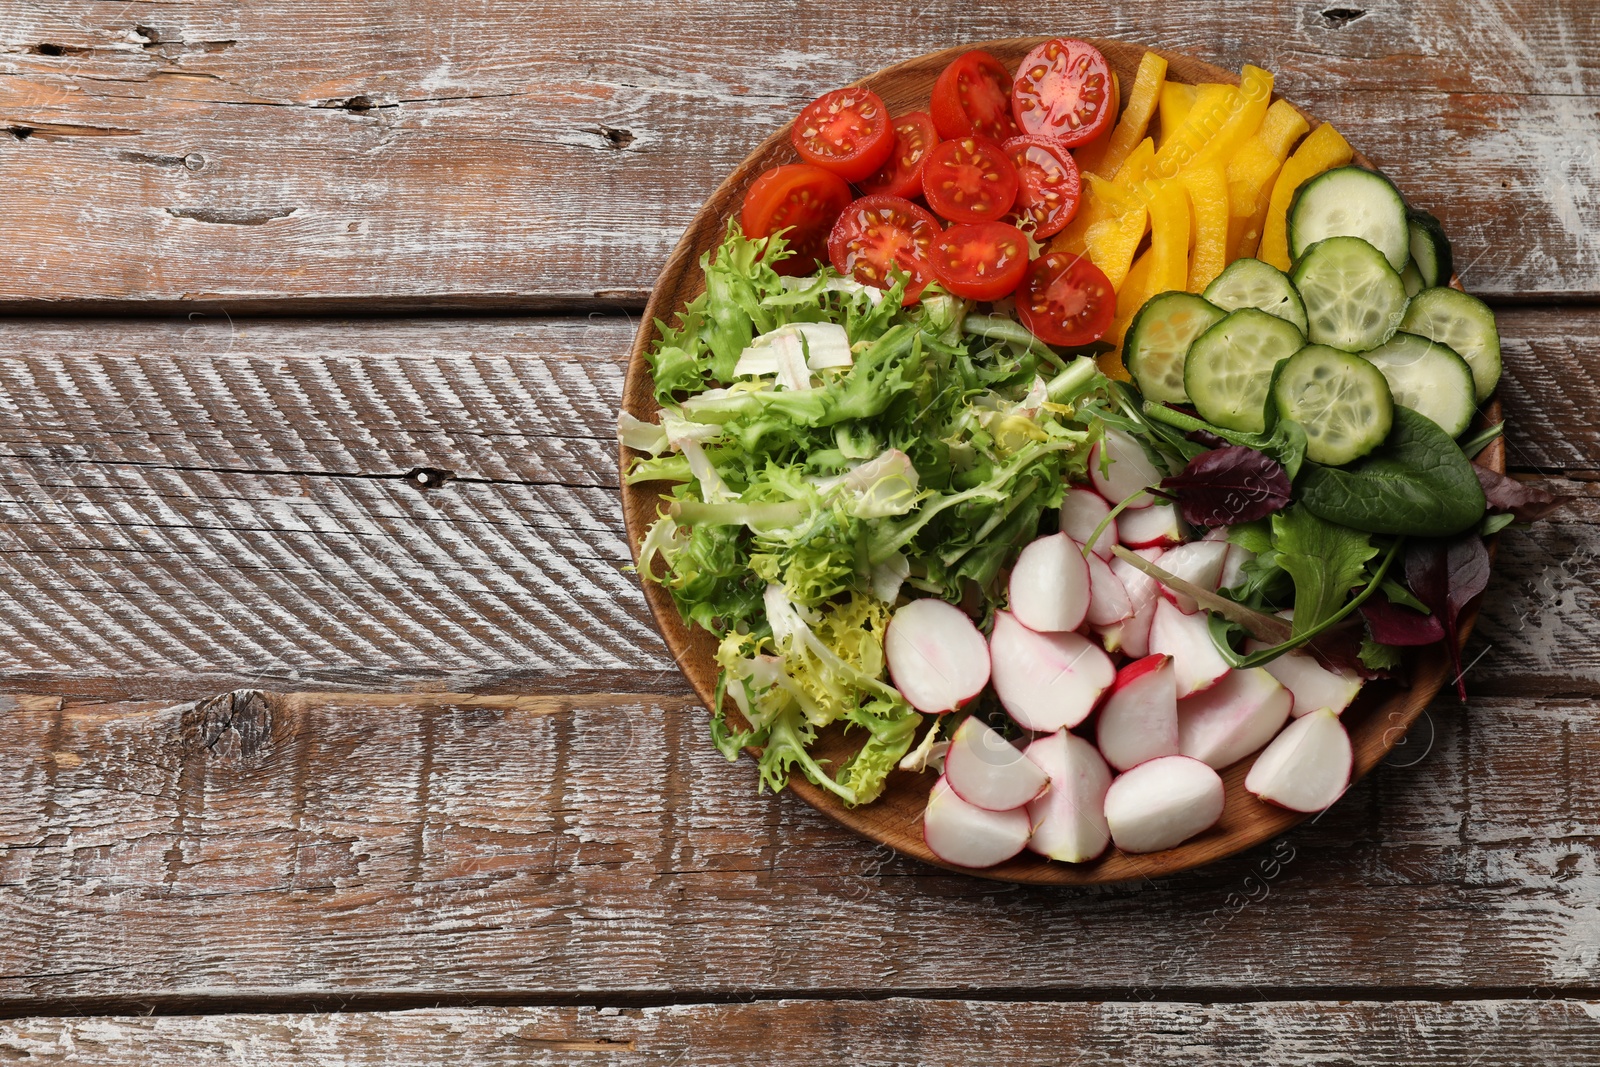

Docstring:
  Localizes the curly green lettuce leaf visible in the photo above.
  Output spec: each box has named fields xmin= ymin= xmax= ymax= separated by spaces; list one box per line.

xmin=1271 ymin=506 xmax=1379 ymax=639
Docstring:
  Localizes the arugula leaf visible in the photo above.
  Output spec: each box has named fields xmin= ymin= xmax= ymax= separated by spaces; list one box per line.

xmin=1298 ymin=406 xmax=1487 ymax=537
xmin=1272 ymin=507 xmax=1378 ymax=639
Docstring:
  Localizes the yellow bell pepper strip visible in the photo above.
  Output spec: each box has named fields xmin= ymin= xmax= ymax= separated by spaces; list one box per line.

xmin=1188 ymin=65 xmax=1275 ymax=170
xmin=1104 ymin=248 xmax=1157 ymax=360
xmin=1157 ymin=82 xmax=1196 ymax=147
xmin=1180 ymin=163 xmax=1230 ymax=291
xmin=1053 ymin=174 xmax=1148 ymax=289
xmin=1112 ymin=136 xmax=1157 ymax=188
xmin=1225 ymin=99 xmax=1311 ymax=260
xmin=1145 ymin=178 xmax=1191 ymax=296
xmin=1082 ymin=52 xmax=1167 ymax=179
xmin=1257 ymin=121 xmax=1354 ymax=269
xmin=1150 ymin=83 xmax=1238 ymax=180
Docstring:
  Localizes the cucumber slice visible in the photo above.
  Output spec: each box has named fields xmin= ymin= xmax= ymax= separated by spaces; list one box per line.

xmin=1406 ymin=208 xmax=1454 ymax=288
xmin=1399 ymin=287 xmax=1502 ymax=401
xmin=1185 ymin=308 xmax=1307 ymax=434
xmin=1202 ymin=258 xmax=1310 ymax=335
xmin=1287 ymin=166 xmax=1410 ymax=271
xmin=1361 ymin=331 xmax=1476 ymax=437
xmin=1273 ymin=344 xmax=1395 ymax=466
xmin=1401 ymin=260 xmax=1424 ymax=298
xmin=1124 ymin=292 xmax=1227 ymax=404
xmin=1290 ymin=236 xmax=1407 ymax=353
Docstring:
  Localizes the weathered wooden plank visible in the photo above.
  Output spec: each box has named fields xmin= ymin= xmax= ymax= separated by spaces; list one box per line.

xmin=3 ymin=1000 xmax=1598 ymax=1065
xmin=0 ymin=2 xmax=1593 ymax=307
xmin=0 ymin=311 xmax=1588 ymax=696
xmin=1 ymin=689 xmax=1598 ymax=1007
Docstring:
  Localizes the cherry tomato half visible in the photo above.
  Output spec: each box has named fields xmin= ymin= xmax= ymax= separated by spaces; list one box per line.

xmin=1001 ymin=135 xmax=1083 ymax=239
xmin=740 ymin=164 xmax=854 ymax=275
xmin=1016 ymin=252 xmax=1116 ymax=346
xmin=930 ymin=50 xmax=1021 ymax=143
xmin=928 ymin=222 xmax=1031 ymax=301
xmin=827 ymin=194 xmax=943 ymax=303
xmin=1011 ymin=38 xmax=1116 ymax=148
xmin=859 ymin=112 xmax=939 ymax=198
xmin=791 ymin=87 xmax=895 ymax=182
xmin=921 ymin=137 xmax=1019 ymax=225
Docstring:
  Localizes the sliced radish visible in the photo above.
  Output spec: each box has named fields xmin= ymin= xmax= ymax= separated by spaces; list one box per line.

xmin=885 ymin=598 xmax=990 ymax=713
xmin=1245 ymin=708 xmax=1353 ymax=812
xmin=1103 ymin=755 xmax=1226 ymax=854
xmin=1176 ymin=666 xmax=1292 ymax=769
xmin=923 ymin=776 xmax=1032 ymax=868
xmin=1061 ymin=487 xmax=1117 ymax=559
xmin=1089 ymin=427 xmax=1163 ymax=509
xmin=1153 ymin=541 xmax=1228 ymax=613
xmin=1247 ymin=642 xmax=1364 ymax=717
xmin=989 ymin=610 xmax=1115 ymax=731
xmin=1084 ymin=550 xmax=1133 ymax=625
xmin=1024 ymin=731 xmax=1112 ymax=863
xmin=1097 ymin=654 xmax=1181 ymax=772
xmin=1217 ymin=543 xmax=1250 ymax=592
xmin=1008 ymin=532 xmax=1091 ymax=633
xmin=944 ymin=715 xmax=1050 ymax=811
xmin=1118 ymin=502 xmax=1185 ymax=548
xmin=1148 ymin=599 xmax=1231 ymax=697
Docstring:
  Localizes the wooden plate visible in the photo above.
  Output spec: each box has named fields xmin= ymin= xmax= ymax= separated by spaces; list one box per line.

xmin=621 ymin=37 xmax=1506 ymax=883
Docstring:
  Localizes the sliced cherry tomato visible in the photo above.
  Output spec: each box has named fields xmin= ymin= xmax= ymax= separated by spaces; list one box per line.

xmin=928 ymin=222 xmax=1030 ymax=301
xmin=1001 ymin=135 xmax=1083 ymax=238
xmin=921 ymin=137 xmax=1019 ymax=224
xmin=930 ymin=50 xmax=1021 ymax=143
xmin=1016 ymin=252 xmax=1115 ymax=346
xmin=859 ymin=112 xmax=939 ymax=198
xmin=740 ymin=164 xmax=853 ymax=275
xmin=1011 ymin=38 xmax=1116 ymax=148
xmin=826 ymin=194 xmax=943 ymax=303
xmin=791 ymin=87 xmax=895 ymax=182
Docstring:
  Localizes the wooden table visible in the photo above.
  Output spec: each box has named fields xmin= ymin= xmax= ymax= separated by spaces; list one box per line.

xmin=0 ymin=3 xmax=1596 ymax=1062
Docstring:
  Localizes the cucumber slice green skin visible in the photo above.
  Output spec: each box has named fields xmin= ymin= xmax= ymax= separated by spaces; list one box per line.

xmin=1202 ymin=258 xmax=1310 ymax=335
xmin=1361 ymin=331 xmax=1476 ymax=438
xmin=1124 ymin=291 xmax=1227 ymax=404
xmin=1406 ymin=208 xmax=1454 ymax=288
xmin=1291 ymin=236 xmax=1408 ymax=353
xmin=1399 ymin=286 xmax=1502 ymax=401
xmin=1273 ymin=344 xmax=1395 ymax=466
xmin=1288 ymin=166 xmax=1410 ymax=271
xmin=1185 ymin=308 xmax=1307 ymax=434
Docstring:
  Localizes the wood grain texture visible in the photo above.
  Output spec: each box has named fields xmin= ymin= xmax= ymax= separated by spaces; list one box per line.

xmin=0 ymin=312 xmax=1586 ymax=699
xmin=3 ymin=1000 xmax=1599 ymax=1064
xmin=3 ymin=688 xmax=1600 ymax=1009
xmin=0 ymin=2 xmax=1593 ymax=308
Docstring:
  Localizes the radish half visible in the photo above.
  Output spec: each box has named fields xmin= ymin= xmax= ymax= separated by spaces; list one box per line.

xmin=1118 ymin=502 xmax=1185 ymax=548
xmin=923 ymin=776 xmax=1032 ymax=868
xmin=1084 ymin=550 xmax=1134 ymax=625
xmin=1089 ymin=427 xmax=1162 ymax=509
xmin=944 ymin=715 xmax=1049 ymax=811
xmin=989 ymin=610 xmax=1115 ymax=731
xmin=1060 ymin=487 xmax=1117 ymax=559
xmin=1103 ymin=755 xmax=1226 ymax=854
xmin=1008 ymin=533 xmax=1092 ymax=633
xmin=1097 ymin=654 xmax=1181 ymax=772
xmin=1153 ymin=540 xmax=1228 ymax=613
xmin=1176 ymin=666 xmax=1292 ymax=769
xmin=1247 ymin=641 xmax=1364 ymax=717
xmin=885 ymin=598 xmax=991 ymax=713
xmin=1148 ymin=599 xmax=1231 ymax=697
xmin=1244 ymin=708 xmax=1353 ymax=812
xmin=1024 ymin=731 xmax=1112 ymax=863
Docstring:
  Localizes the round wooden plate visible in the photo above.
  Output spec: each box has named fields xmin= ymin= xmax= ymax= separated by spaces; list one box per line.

xmin=621 ymin=37 xmax=1506 ymax=883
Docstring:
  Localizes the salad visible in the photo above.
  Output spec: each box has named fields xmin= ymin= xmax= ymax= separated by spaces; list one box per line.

xmin=622 ymin=39 xmax=1560 ymax=870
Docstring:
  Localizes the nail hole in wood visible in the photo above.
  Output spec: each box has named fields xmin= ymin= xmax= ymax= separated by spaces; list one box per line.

xmin=599 ymin=125 xmax=635 ymax=149
xmin=1320 ymin=7 xmax=1367 ymax=26
xmin=405 ymin=467 xmax=456 ymax=491
xmin=9 ymin=127 xmax=33 ymax=140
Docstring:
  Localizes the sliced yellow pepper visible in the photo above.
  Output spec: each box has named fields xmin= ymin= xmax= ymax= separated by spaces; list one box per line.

xmin=1180 ymin=163 xmax=1229 ymax=291
xmin=1257 ymin=122 xmax=1354 ymax=270
xmin=1150 ymin=83 xmax=1238 ymax=179
xmin=1112 ymin=136 xmax=1157 ymax=188
xmin=1145 ymin=178 xmax=1191 ymax=296
xmin=1188 ymin=65 xmax=1274 ymax=170
xmin=1082 ymin=52 xmax=1166 ymax=179
xmin=1053 ymin=174 xmax=1148 ymax=288
xmin=1157 ymin=83 xmax=1196 ymax=147
xmin=1225 ymin=99 xmax=1311 ymax=260
xmin=1104 ymin=248 xmax=1157 ymax=357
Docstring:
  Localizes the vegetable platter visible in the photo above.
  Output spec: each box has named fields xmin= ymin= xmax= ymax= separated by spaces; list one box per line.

xmin=620 ymin=37 xmax=1549 ymax=884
